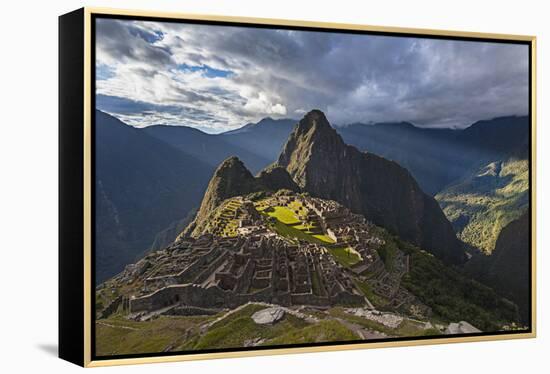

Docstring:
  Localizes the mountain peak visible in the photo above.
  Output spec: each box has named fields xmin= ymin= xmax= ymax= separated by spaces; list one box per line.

xmin=216 ymin=156 xmax=251 ymax=175
xmin=257 ymin=116 xmax=275 ymax=125
xmin=298 ymin=109 xmax=333 ymax=132
xmin=183 ymin=156 xmax=256 ymax=237
xmin=277 ymin=110 xmax=345 ymax=172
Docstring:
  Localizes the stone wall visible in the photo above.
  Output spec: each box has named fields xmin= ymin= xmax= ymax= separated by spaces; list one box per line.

xmin=226 ymin=287 xmax=274 ymax=308
xmin=234 ymin=259 xmax=255 ymax=294
xmin=98 ymin=295 xmax=123 ymax=319
xmin=165 ymin=305 xmax=220 ymax=316
xmin=130 ymin=284 xmax=227 ymax=313
xmin=331 ymin=290 xmax=364 ymax=306
xmin=251 ymin=276 xmax=270 ymax=290
xmin=175 ymin=248 xmax=223 ymax=284
xmin=194 ymin=250 xmax=229 ymax=284
xmin=290 ymin=292 xmax=330 ymax=306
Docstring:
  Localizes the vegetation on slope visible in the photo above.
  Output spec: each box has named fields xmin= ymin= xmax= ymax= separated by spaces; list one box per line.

xmin=327 ymin=247 xmax=361 ymax=267
xmin=95 ymin=304 xmax=360 ymax=355
xmin=266 ymin=320 xmax=358 ymax=345
xmin=436 ymin=155 xmax=528 ymax=253
xmin=95 ymin=314 xmax=215 ymax=356
xmin=374 ymin=230 xmax=519 ymax=331
xmin=192 ymin=304 xmax=310 ymax=350
xmin=256 ymin=197 xmax=361 ymax=267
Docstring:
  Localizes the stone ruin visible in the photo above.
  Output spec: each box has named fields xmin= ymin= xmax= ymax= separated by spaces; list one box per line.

xmin=102 ymin=194 xmax=430 ymax=320
xmin=127 ymin=234 xmax=366 ymax=317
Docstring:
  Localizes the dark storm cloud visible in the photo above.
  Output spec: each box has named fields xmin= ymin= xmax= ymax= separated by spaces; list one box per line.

xmin=96 ymin=19 xmax=173 ymax=66
xmin=95 ymin=18 xmax=529 ymax=131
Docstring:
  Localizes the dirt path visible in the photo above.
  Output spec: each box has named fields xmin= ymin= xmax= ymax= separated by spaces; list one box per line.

xmin=97 ymin=321 xmax=139 ymax=331
xmin=335 ymin=318 xmax=387 ymax=340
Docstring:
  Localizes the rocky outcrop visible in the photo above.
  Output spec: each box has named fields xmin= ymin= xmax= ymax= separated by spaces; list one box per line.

xmin=251 ymin=307 xmax=285 ymax=324
xmin=445 ymin=321 xmax=481 ymax=334
xmin=277 ymin=110 xmax=465 ymax=264
xmin=256 ymin=165 xmax=300 ymax=192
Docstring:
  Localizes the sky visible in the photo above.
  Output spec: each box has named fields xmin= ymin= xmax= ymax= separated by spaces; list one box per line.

xmin=95 ymin=18 xmax=529 ymax=133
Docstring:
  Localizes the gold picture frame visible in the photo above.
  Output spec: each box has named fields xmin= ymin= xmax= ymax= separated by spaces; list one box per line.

xmin=59 ymin=7 xmax=536 ymax=367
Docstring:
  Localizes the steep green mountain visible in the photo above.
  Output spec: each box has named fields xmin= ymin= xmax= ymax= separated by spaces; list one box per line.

xmin=276 ymin=110 xmax=465 ymax=265
xmin=435 ymin=143 xmax=529 ymax=253
xmin=95 ymin=110 xmax=213 ymax=283
xmin=339 ymin=116 xmax=529 ymax=195
xmin=183 ymin=157 xmax=299 ymax=237
xmin=142 ymin=125 xmax=271 ymax=174
xmin=465 ymin=212 xmax=530 ymax=323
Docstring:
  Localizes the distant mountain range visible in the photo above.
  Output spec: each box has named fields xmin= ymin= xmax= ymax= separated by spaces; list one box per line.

xmin=142 ymin=125 xmax=270 ymax=175
xmin=141 ymin=114 xmax=528 ymax=197
xmin=220 ymin=117 xmax=297 ymax=166
xmin=143 ymin=117 xmax=296 ymax=175
xmin=143 ymin=114 xmax=528 ymax=195
xmin=339 ymin=116 xmax=529 ymax=195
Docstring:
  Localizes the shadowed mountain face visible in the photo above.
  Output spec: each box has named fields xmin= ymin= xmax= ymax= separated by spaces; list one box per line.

xmin=94 ymin=111 xmax=213 ymax=283
xmin=276 ymin=110 xmax=465 ymax=264
xmin=465 ymin=212 xmax=530 ymax=322
xmin=488 ymin=212 xmax=530 ymax=323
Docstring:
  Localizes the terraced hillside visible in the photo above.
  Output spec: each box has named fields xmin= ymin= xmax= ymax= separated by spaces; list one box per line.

xmin=255 ymin=195 xmax=362 ymax=267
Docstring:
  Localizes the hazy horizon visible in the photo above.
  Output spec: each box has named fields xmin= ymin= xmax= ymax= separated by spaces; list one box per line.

xmin=96 ymin=107 xmax=528 ymax=135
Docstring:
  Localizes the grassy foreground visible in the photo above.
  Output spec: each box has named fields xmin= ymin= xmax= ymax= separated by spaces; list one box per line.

xmin=95 ymin=304 xmax=365 ymax=356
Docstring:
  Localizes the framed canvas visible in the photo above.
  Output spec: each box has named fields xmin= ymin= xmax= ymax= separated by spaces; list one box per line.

xmin=59 ymin=7 xmax=537 ymax=367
